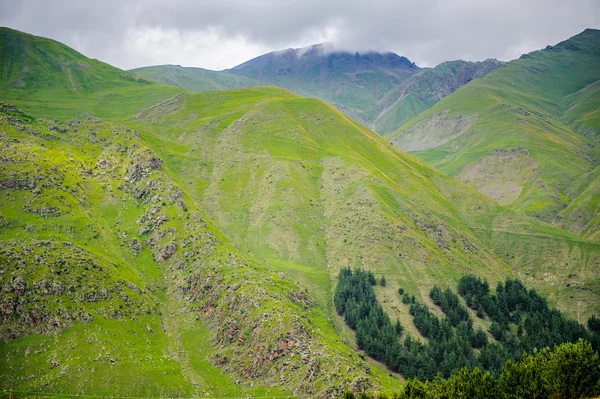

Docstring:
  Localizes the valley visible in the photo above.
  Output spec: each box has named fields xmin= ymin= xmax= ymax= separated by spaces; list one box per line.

xmin=0 ymin=25 xmax=599 ymax=398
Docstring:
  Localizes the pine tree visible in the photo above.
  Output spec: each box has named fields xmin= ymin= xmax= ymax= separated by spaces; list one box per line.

xmin=588 ymin=315 xmax=600 ymax=333
xmin=367 ymin=270 xmax=376 ymax=286
xmin=395 ymin=319 xmax=404 ymax=336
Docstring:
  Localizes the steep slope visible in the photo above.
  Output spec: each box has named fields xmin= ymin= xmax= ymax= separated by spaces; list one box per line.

xmin=0 ymin=103 xmax=380 ymax=397
xmin=129 ymin=88 xmax=600 ymax=325
xmin=373 ymin=59 xmax=503 ymax=134
xmin=388 ymin=29 xmax=600 ymax=235
xmin=0 ymin=27 xmax=181 ymax=120
xmin=1 ymin=27 xmax=600 ymax=397
xmin=130 ymin=64 xmax=261 ymax=92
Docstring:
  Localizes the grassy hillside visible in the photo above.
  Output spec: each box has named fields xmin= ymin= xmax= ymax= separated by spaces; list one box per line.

xmin=130 ymin=64 xmax=261 ymax=92
xmin=225 ymin=45 xmax=501 ymax=133
xmin=131 ymin=45 xmax=500 ymax=135
xmin=389 ymin=29 xmax=600 ymax=236
xmin=227 ymin=44 xmax=419 ymax=127
xmin=0 ymin=103 xmax=387 ymax=397
xmin=129 ymin=88 xmax=600 ymax=326
xmin=0 ymin=27 xmax=182 ymax=120
xmin=374 ymin=59 xmax=503 ymax=134
xmin=1 ymin=27 xmax=599 ymax=397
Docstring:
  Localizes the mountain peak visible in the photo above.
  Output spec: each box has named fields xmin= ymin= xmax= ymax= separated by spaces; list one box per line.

xmin=232 ymin=42 xmax=417 ymax=71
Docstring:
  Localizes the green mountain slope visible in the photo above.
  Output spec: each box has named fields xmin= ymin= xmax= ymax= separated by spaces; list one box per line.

xmin=227 ymin=43 xmax=419 ymax=126
xmin=225 ymin=44 xmax=501 ymax=133
xmin=373 ymin=59 xmax=503 ymax=134
xmin=1 ymin=27 xmax=599 ymax=397
xmin=129 ymin=88 xmax=600 ymax=326
xmin=130 ymin=64 xmax=262 ymax=92
xmin=0 ymin=103 xmax=382 ymax=397
xmin=0 ymin=27 xmax=181 ymax=120
xmin=131 ymin=45 xmax=501 ymax=135
xmin=388 ymin=29 xmax=600 ymax=236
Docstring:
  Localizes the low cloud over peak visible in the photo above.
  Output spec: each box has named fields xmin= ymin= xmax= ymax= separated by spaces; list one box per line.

xmin=1 ymin=0 xmax=598 ymax=70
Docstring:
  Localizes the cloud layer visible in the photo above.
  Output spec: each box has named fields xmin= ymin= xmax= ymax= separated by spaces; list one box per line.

xmin=1 ymin=0 xmax=598 ymax=70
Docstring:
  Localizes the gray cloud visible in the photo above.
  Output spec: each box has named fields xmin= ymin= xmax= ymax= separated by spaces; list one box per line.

xmin=1 ymin=0 xmax=598 ymax=70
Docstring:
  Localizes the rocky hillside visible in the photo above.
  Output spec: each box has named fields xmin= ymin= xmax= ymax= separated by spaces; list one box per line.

xmin=388 ymin=29 xmax=600 ymax=237
xmin=1 ymin=27 xmax=599 ymax=397
xmin=130 ymin=88 xmax=600 ymax=328
xmin=0 ymin=102 xmax=378 ymax=397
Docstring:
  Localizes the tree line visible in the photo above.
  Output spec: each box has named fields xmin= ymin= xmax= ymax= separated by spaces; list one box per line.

xmin=334 ymin=268 xmax=600 ymax=382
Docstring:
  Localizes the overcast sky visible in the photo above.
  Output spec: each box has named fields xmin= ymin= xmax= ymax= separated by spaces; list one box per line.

xmin=1 ymin=0 xmax=599 ymax=71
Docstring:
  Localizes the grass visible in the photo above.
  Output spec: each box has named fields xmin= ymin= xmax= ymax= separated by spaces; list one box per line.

xmin=1 ymin=26 xmax=599 ymax=397
xmin=130 ymin=64 xmax=262 ymax=93
xmin=138 ymin=48 xmax=500 ymax=135
xmin=0 ymin=27 xmax=183 ymax=120
xmin=374 ymin=59 xmax=503 ymax=134
xmin=0 ymin=113 xmax=383 ymax=397
xmin=388 ymin=29 xmax=600 ymax=236
xmin=1 ymin=317 xmax=195 ymax=397
xmin=128 ymin=87 xmax=600 ymax=326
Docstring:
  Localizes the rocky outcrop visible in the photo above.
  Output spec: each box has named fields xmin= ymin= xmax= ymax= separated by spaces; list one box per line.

xmin=0 ymin=241 xmax=156 ymax=340
xmin=125 ymin=145 xmax=163 ymax=183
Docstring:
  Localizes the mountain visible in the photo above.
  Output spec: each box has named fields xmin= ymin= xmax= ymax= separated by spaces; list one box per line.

xmin=388 ymin=29 xmax=600 ymax=237
xmin=0 ymin=102 xmax=385 ymax=397
xmin=373 ymin=59 xmax=504 ymax=134
xmin=128 ymin=88 xmax=600 ymax=327
xmin=130 ymin=64 xmax=262 ymax=92
xmin=0 ymin=27 xmax=180 ymax=120
xmin=227 ymin=44 xmax=418 ymax=125
xmin=225 ymin=44 xmax=502 ymax=132
xmin=1 ymin=27 xmax=599 ymax=397
xmin=132 ymin=44 xmax=500 ymax=134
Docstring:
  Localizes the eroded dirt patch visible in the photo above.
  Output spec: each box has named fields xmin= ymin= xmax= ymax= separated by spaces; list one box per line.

xmin=458 ymin=147 xmax=538 ymax=205
xmin=390 ymin=110 xmax=476 ymax=151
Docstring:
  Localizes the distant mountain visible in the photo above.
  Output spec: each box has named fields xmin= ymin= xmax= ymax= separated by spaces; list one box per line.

xmin=227 ymin=44 xmax=417 ymax=125
xmin=225 ymin=44 xmax=501 ymax=132
xmin=373 ymin=59 xmax=504 ymax=134
xmin=130 ymin=64 xmax=262 ymax=92
xmin=132 ymin=44 xmax=500 ymax=134
xmin=388 ymin=29 xmax=600 ymax=236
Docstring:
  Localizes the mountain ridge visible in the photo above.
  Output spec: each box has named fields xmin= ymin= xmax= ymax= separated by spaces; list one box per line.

xmin=130 ymin=64 xmax=262 ymax=92
xmin=388 ymin=28 xmax=600 ymax=236
xmin=1 ymin=26 xmax=599 ymax=397
xmin=0 ymin=26 xmax=182 ymax=120
xmin=131 ymin=42 xmax=501 ymax=133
